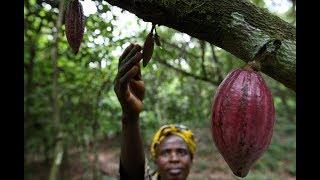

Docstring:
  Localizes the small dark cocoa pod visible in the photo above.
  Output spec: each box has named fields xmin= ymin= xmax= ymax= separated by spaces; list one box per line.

xmin=65 ymin=0 xmax=84 ymax=54
xmin=142 ymin=31 xmax=154 ymax=67
xmin=154 ymin=33 xmax=161 ymax=47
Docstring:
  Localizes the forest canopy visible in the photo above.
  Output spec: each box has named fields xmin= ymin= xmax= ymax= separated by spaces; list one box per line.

xmin=24 ymin=0 xmax=296 ymax=179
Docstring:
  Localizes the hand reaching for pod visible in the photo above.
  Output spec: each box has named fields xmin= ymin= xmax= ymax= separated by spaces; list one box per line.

xmin=114 ymin=44 xmax=145 ymax=119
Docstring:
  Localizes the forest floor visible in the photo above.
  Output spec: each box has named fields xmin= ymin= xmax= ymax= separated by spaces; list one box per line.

xmin=25 ymin=127 xmax=295 ymax=180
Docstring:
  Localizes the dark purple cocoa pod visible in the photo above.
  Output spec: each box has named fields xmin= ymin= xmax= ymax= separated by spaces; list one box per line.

xmin=142 ymin=30 xmax=154 ymax=67
xmin=211 ymin=66 xmax=275 ymax=177
xmin=154 ymin=33 xmax=161 ymax=47
xmin=65 ymin=0 xmax=84 ymax=54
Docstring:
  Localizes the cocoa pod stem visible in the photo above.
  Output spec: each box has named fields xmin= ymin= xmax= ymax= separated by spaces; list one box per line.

xmin=244 ymin=61 xmax=261 ymax=71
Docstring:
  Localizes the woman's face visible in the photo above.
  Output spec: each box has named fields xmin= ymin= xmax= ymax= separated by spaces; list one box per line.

xmin=155 ymin=135 xmax=193 ymax=180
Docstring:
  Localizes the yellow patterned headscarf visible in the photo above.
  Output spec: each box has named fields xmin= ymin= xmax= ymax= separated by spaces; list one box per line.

xmin=150 ymin=124 xmax=196 ymax=159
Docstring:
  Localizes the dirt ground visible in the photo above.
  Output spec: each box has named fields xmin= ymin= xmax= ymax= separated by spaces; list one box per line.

xmin=25 ymin=130 xmax=295 ymax=180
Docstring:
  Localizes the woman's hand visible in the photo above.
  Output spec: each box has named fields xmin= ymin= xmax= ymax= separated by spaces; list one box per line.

xmin=114 ymin=44 xmax=145 ymax=120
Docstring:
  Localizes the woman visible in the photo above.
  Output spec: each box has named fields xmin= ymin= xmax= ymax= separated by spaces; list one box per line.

xmin=114 ymin=43 xmax=196 ymax=180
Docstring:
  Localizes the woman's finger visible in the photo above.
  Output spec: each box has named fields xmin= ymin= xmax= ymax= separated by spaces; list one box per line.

xmin=130 ymin=79 xmax=145 ymax=100
xmin=118 ymin=52 xmax=142 ymax=78
xmin=119 ymin=44 xmax=134 ymax=66
xmin=133 ymin=63 xmax=142 ymax=80
xmin=119 ymin=44 xmax=142 ymax=68
xmin=119 ymin=66 xmax=139 ymax=94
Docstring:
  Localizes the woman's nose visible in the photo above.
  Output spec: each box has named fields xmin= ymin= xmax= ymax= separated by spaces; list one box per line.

xmin=168 ymin=152 xmax=179 ymax=162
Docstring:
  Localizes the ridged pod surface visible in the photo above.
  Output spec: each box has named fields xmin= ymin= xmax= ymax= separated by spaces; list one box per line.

xmin=142 ymin=31 xmax=154 ymax=67
xmin=211 ymin=67 xmax=275 ymax=177
xmin=65 ymin=0 xmax=84 ymax=54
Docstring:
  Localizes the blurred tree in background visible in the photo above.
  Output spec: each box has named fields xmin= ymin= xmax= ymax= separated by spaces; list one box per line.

xmin=24 ymin=0 xmax=295 ymax=179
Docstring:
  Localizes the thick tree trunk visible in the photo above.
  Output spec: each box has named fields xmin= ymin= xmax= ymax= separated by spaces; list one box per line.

xmin=106 ymin=0 xmax=296 ymax=91
xmin=49 ymin=0 xmax=65 ymax=179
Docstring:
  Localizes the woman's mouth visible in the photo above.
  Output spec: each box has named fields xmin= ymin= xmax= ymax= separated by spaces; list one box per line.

xmin=168 ymin=168 xmax=182 ymax=175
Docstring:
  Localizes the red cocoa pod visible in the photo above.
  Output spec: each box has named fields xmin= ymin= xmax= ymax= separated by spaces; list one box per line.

xmin=65 ymin=0 xmax=84 ymax=54
xmin=211 ymin=66 xmax=275 ymax=177
xmin=142 ymin=31 xmax=154 ymax=67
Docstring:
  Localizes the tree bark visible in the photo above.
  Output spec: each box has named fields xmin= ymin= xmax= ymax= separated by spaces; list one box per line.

xmin=105 ymin=0 xmax=296 ymax=91
xmin=49 ymin=0 xmax=65 ymax=179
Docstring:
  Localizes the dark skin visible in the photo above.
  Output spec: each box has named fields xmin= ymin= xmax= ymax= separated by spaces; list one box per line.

xmin=156 ymin=135 xmax=193 ymax=180
xmin=114 ymin=43 xmax=193 ymax=179
xmin=114 ymin=43 xmax=145 ymax=178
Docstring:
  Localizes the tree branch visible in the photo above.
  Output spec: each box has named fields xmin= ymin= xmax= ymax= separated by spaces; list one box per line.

xmin=210 ymin=44 xmax=224 ymax=83
xmin=200 ymin=40 xmax=207 ymax=78
xmin=155 ymin=56 xmax=219 ymax=86
xmin=161 ymin=38 xmax=199 ymax=60
xmin=106 ymin=0 xmax=296 ymax=91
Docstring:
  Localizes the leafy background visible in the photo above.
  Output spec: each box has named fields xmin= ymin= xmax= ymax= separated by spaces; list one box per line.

xmin=24 ymin=0 xmax=296 ymax=179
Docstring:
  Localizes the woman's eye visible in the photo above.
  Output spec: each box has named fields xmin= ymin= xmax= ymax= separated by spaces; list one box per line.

xmin=178 ymin=149 xmax=188 ymax=156
xmin=160 ymin=150 xmax=169 ymax=156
